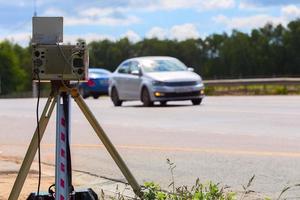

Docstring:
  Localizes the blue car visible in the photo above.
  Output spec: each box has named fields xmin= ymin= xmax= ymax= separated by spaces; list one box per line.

xmin=79 ymin=68 xmax=111 ymax=99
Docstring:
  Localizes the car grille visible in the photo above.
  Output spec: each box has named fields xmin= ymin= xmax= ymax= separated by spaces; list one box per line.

xmin=164 ymin=81 xmax=198 ymax=87
xmin=163 ymin=91 xmax=200 ymax=98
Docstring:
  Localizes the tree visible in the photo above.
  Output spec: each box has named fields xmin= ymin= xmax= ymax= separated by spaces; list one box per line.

xmin=0 ymin=40 xmax=27 ymax=94
xmin=284 ymin=19 xmax=300 ymax=75
xmin=13 ymin=44 xmax=31 ymax=90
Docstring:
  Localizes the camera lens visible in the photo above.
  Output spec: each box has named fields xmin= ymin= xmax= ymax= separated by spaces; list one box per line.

xmin=34 ymin=58 xmax=43 ymax=67
xmin=73 ymin=58 xmax=84 ymax=68
xmin=77 ymin=68 xmax=83 ymax=75
xmin=34 ymin=50 xmax=40 ymax=57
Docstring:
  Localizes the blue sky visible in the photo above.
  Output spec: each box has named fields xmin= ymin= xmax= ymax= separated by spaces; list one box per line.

xmin=1 ymin=0 xmax=300 ymax=46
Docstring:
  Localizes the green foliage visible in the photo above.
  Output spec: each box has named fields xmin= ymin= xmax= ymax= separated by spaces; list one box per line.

xmin=143 ymin=182 xmax=167 ymax=200
xmin=13 ymin=44 xmax=32 ymax=90
xmin=205 ymin=84 xmax=300 ymax=95
xmin=0 ymin=40 xmax=27 ymax=94
xmin=88 ymin=38 xmax=134 ymax=72
xmin=105 ymin=162 xmax=299 ymax=200
xmin=142 ymin=159 xmax=236 ymax=200
xmin=142 ymin=180 xmax=235 ymax=200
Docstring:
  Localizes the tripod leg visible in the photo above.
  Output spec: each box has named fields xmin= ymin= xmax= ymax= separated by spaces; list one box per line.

xmin=71 ymin=90 xmax=143 ymax=198
xmin=8 ymin=92 xmax=57 ymax=200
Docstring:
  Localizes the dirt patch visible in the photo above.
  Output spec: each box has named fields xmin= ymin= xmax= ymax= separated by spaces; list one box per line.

xmin=0 ymin=155 xmax=56 ymax=200
xmin=0 ymin=155 xmax=135 ymax=200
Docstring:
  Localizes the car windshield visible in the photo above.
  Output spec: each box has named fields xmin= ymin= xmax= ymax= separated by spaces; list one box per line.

xmin=140 ymin=59 xmax=187 ymax=73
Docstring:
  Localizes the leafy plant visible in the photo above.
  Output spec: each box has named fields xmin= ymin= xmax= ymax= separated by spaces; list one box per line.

xmin=142 ymin=180 xmax=235 ymax=200
xmin=143 ymin=182 xmax=167 ymax=200
xmin=107 ymin=160 xmax=300 ymax=200
xmin=141 ymin=158 xmax=236 ymax=200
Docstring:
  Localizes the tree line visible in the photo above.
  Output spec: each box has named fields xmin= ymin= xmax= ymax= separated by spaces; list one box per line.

xmin=1 ymin=19 xmax=300 ymax=95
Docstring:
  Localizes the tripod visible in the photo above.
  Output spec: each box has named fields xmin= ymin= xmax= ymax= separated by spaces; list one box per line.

xmin=8 ymin=81 xmax=142 ymax=200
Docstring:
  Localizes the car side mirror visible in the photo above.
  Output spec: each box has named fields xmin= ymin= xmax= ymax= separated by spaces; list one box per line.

xmin=131 ymin=70 xmax=141 ymax=76
xmin=187 ymin=67 xmax=194 ymax=72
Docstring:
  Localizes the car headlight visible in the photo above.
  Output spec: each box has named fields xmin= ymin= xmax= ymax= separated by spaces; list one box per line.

xmin=152 ymin=80 xmax=165 ymax=86
xmin=196 ymin=80 xmax=202 ymax=85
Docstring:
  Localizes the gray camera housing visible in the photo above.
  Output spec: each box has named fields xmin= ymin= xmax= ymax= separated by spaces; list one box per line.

xmin=32 ymin=17 xmax=63 ymax=44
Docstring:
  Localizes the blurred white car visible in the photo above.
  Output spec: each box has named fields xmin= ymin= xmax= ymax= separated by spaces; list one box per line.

xmin=109 ymin=56 xmax=205 ymax=106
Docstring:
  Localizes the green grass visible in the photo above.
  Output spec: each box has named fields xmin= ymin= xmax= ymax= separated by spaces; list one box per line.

xmin=204 ymin=84 xmax=300 ymax=96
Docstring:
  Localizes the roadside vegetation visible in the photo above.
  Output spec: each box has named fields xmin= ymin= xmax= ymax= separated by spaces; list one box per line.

xmin=139 ymin=159 xmax=236 ymax=200
xmin=104 ymin=159 xmax=237 ymax=200
xmin=103 ymin=159 xmax=300 ymax=200
xmin=1 ymin=19 xmax=300 ymax=96
xmin=205 ymin=84 xmax=300 ymax=96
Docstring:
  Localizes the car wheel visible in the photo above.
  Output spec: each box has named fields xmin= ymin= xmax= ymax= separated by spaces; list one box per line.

xmin=160 ymin=101 xmax=167 ymax=106
xmin=111 ymin=87 xmax=122 ymax=106
xmin=93 ymin=95 xmax=99 ymax=99
xmin=141 ymin=88 xmax=153 ymax=107
xmin=191 ymin=98 xmax=202 ymax=105
xmin=79 ymin=87 xmax=88 ymax=99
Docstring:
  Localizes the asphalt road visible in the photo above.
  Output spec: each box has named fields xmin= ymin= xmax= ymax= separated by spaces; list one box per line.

xmin=1 ymin=96 xmax=300 ymax=198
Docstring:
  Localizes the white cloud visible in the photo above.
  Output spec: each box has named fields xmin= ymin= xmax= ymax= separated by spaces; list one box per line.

xmin=64 ymin=15 xmax=140 ymax=26
xmin=134 ymin=0 xmax=235 ymax=11
xmin=64 ymin=33 xmax=115 ymax=44
xmin=43 ymin=7 xmax=66 ymax=16
xmin=240 ymin=0 xmax=300 ymax=7
xmin=122 ymin=30 xmax=141 ymax=42
xmin=146 ymin=27 xmax=168 ymax=40
xmin=238 ymin=1 xmax=267 ymax=10
xmin=146 ymin=23 xmax=200 ymax=41
xmin=84 ymin=0 xmax=235 ymax=12
xmin=42 ymin=7 xmax=141 ymax=27
xmin=213 ymin=14 xmax=282 ymax=29
xmin=170 ymin=24 xmax=200 ymax=40
xmin=36 ymin=1 xmax=236 ymax=28
xmin=199 ymin=0 xmax=235 ymax=10
xmin=0 ymin=31 xmax=31 ymax=46
xmin=214 ymin=4 xmax=300 ymax=30
xmin=78 ymin=7 xmax=127 ymax=18
xmin=281 ymin=5 xmax=300 ymax=19
xmin=54 ymin=31 xmax=142 ymax=44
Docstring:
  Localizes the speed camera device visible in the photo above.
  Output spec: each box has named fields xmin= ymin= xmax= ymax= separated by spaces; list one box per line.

xmin=32 ymin=43 xmax=88 ymax=80
xmin=32 ymin=17 xmax=89 ymax=81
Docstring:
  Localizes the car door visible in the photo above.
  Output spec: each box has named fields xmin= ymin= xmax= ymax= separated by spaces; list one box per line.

xmin=113 ymin=62 xmax=130 ymax=99
xmin=125 ymin=61 xmax=143 ymax=99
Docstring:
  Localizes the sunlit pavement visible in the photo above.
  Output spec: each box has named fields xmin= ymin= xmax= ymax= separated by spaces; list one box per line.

xmin=1 ymin=96 xmax=300 ymax=199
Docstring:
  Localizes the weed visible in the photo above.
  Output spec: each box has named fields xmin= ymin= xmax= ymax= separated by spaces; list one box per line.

xmin=239 ymin=175 xmax=255 ymax=200
xmin=142 ymin=180 xmax=235 ymax=200
xmin=166 ymin=158 xmax=176 ymax=193
xmin=105 ymin=160 xmax=300 ymax=200
xmin=141 ymin=158 xmax=236 ymax=200
xmin=276 ymin=183 xmax=300 ymax=200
